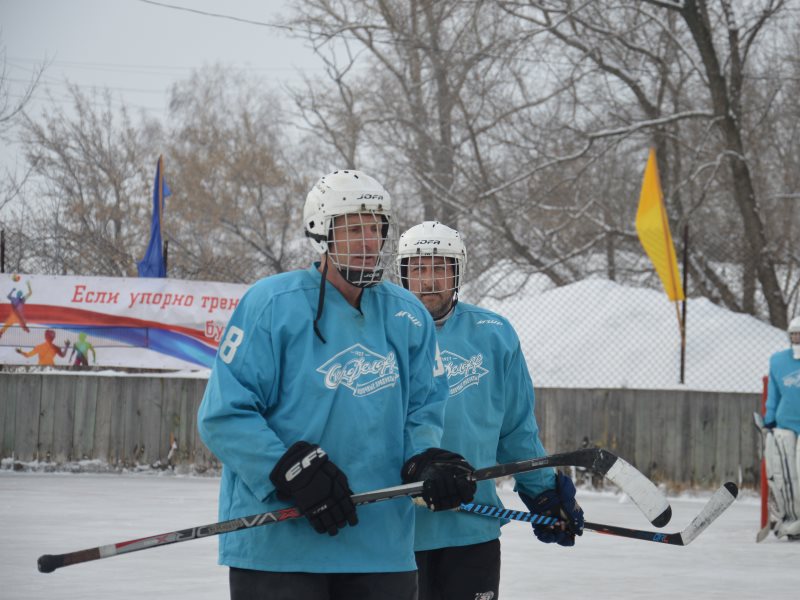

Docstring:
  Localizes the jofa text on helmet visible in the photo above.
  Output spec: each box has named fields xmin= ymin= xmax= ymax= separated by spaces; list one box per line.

xmin=356 ymin=193 xmax=384 ymax=200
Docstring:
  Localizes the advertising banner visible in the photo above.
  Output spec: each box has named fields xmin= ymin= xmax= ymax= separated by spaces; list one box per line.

xmin=0 ymin=273 xmax=250 ymax=370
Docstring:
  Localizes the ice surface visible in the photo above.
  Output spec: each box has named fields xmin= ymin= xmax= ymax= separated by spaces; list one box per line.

xmin=2 ymin=472 xmax=798 ymax=600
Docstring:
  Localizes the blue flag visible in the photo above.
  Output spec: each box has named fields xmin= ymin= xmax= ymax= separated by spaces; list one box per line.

xmin=137 ymin=155 xmax=172 ymax=277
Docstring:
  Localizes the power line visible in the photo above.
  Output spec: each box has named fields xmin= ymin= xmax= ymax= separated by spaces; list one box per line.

xmin=136 ymin=0 xmax=297 ymax=32
xmin=6 ymin=55 xmax=321 ymax=75
xmin=7 ymin=76 xmax=170 ymax=96
xmin=128 ymin=0 xmax=684 ymax=76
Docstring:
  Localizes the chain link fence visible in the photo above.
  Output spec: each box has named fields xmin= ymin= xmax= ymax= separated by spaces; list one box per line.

xmin=2 ymin=225 xmax=795 ymax=393
xmin=459 ymin=239 xmax=792 ymax=394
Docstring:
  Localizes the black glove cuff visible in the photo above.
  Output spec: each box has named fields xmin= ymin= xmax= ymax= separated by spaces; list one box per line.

xmin=401 ymin=448 xmax=473 ymax=483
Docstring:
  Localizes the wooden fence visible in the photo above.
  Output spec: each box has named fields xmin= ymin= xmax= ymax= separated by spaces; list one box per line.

xmin=0 ymin=373 xmax=217 ymax=469
xmin=536 ymin=388 xmax=761 ymax=489
xmin=0 ymin=373 xmax=761 ymax=488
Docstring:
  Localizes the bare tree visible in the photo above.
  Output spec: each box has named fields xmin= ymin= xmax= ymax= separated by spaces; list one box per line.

xmin=0 ymin=41 xmax=46 ymax=212
xmin=18 ymin=84 xmax=151 ymax=276
xmin=288 ymin=0 xmax=593 ymax=289
xmin=290 ymin=0 xmax=548 ymax=226
xmin=165 ymin=66 xmax=310 ymax=282
xmin=499 ymin=0 xmax=795 ymax=326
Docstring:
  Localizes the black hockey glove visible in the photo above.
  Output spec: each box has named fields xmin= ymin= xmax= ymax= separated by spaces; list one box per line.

xmin=269 ymin=441 xmax=358 ymax=536
xmin=401 ymin=448 xmax=476 ymax=511
xmin=520 ymin=471 xmax=584 ymax=547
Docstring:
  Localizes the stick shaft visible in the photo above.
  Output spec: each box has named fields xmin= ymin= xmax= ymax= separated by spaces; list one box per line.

xmin=37 ymin=448 xmax=666 ymax=572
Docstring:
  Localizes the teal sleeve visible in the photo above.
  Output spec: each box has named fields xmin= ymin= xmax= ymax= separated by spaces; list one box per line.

xmin=498 ymin=343 xmax=555 ymax=497
xmin=197 ymin=294 xmax=286 ymax=502
xmin=765 ymin=356 xmax=780 ymax=425
xmin=403 ymin=316 xmax=447 ymax=461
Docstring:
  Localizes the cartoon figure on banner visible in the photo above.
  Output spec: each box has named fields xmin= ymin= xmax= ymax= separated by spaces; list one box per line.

xmin=1 ymin=278 xmax=33 ymax=339
xmin=16 ymin=329 xmax=70 ymax=366
xmin=69 ymin=332 xmax=97 ymax=368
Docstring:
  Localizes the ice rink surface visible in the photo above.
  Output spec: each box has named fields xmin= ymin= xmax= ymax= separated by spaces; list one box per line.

xmin=2 ymin=471 xmax=799 ymax=599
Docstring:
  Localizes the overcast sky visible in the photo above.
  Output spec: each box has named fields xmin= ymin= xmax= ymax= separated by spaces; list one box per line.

xmin=1 ymin=0 xmax=323 ymax=171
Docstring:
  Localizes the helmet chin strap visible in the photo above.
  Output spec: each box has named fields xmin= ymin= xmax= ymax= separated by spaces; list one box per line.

xmin=338 ymin=265 xmax=384 ymax=289
xmin=313 ymin=259 xmax=329 ymax=344
xmin=312 ymin=256 xmax=384 ymax=344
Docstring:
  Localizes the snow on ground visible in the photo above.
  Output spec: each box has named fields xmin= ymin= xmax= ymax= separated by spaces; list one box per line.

xmin=479 ymin=278 xmax=786 ymax=393
xmin=2 ymin=472 xmax=799 ymax=600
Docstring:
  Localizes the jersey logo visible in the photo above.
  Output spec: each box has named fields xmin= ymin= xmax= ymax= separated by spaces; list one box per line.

xmin=441 ymin=350 xmax=488 ymax=396
xmin=783 ymin=368 xmax=800 ymax=388
xmin=476 ymin=319 xmax=502 ymax=326
xmin=395 ymin=310 xmax=422 ymax=327
xmin=317 ymin=344 xmax=399 ymax=397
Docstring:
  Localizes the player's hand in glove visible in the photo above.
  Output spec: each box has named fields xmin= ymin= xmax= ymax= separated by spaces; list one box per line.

xmin=401 ymin=448 xmax=476 ymax=511
xmin=269 ymin=441 xmax=358 ymax=536
xmin=520 ymin=471 xmax=584 ymax=547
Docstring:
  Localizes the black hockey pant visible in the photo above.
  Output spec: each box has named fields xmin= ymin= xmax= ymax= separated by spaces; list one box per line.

xmin=229 ymin=566 xmax=418 ymax=600
xmin=415 ymin=538 xmax=501 ymax=600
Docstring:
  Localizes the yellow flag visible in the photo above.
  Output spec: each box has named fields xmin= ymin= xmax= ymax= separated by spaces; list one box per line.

xmin=635 ymin=148 xmax=685 ymax=301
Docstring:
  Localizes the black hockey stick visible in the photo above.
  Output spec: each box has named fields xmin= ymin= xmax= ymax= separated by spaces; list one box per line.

xmin=38 ymin=447 xmax=669 ymax=573
xmin=460 ymin=482 xmax=738 ymax=546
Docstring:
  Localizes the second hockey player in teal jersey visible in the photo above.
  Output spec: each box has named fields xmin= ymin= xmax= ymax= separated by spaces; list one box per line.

xmin=397 ymin=221 xmax=584 ymax=600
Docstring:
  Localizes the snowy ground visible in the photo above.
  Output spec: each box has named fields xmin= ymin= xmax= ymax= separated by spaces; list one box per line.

xmin=2 ymin=472 xmax=799 ymax=600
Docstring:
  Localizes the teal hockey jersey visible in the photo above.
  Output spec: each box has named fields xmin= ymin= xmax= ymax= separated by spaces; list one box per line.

xmin=198 ymin=264 xmax=449 ymax=572
xmin=766 ymin=348 xmax=800 ymax=434
xmin=414 ymin=302 xmax=555 ymax=551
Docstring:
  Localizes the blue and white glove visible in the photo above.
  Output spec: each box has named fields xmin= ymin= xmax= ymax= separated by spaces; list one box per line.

xmin=519 ymin=471 xmax=584 ymax=547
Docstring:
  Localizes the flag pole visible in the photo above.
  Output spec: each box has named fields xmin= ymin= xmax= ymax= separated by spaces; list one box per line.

xmin=158 ymin=155 xmax=166 ymax=276
xmin=679 ymin=223 xmax=689 ymax=384
xmin=635 ymin=148 xmax=686 ymax=385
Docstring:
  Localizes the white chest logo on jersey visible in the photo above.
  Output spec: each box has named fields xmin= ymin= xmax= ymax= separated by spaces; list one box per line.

xmin=441 ymin=350 xmax=488 ymax=396
xmin=317 ymin=344 xmax=399 ymax=397
xmin=783 ymin=368 xmax=800 ymax=388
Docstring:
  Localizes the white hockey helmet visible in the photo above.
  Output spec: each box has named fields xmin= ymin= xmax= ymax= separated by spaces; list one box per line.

xmin=789 ymin=316 xmax=800 ymax=359
xmin=395 ymin=221 xmax=467 ymax=293
xmin=303 ymin=169 xmax=394 ymax=288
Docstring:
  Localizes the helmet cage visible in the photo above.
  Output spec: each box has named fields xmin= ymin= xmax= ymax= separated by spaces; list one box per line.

xmin=395 ymin=221 xmax=467 ymax=295
xmin=326 ymin=212 xmax=395 ymax=288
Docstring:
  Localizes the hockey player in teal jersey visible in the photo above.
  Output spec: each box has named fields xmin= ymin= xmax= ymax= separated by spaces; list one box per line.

xmin=763 ymin=316 xmax=800 ymax=540
xmin=397 ymin=221 xmax=584 ymax=600
xmin=198 ymin=172 xmax=476 ymax=599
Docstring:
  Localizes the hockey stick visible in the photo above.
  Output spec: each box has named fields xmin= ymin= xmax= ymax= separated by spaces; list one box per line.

xmin=38 ymin=447 xmax=668 ymax=573
xmin=460 ymin=481 xmax=738 ymax=546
